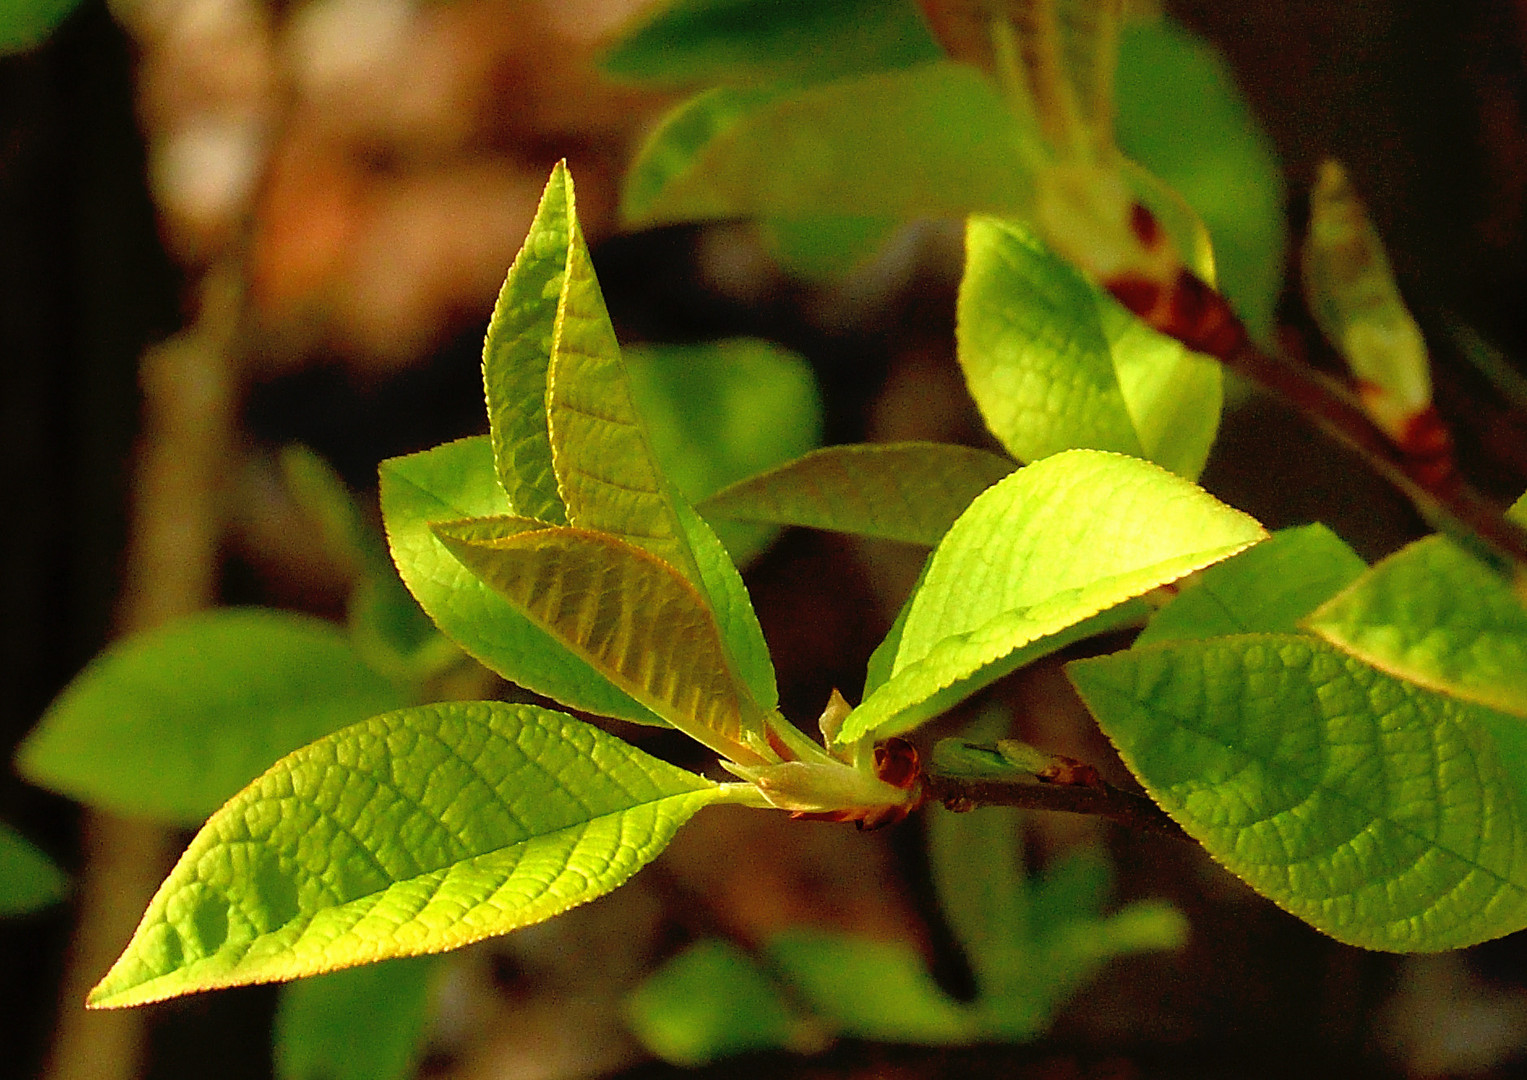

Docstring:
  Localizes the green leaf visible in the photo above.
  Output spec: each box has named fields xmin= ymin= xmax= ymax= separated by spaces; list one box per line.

xmin=603 ymin=0 xmax=940 ymax=87
xmin=280 ymin=447 xmax=447 ymax=681
xmin=700 ymin=442 xmax=1016 ymax=546
xmin=674 ymin=500 xmax=778 ymax=713
xmin=623 ymin=338 xmax=824 ymax=565
xmin=89 ymin=701 xmax=730 ymax=1008
xmin=1115 ymin=19 xmax=1287 ymax=341
xmin=1305 ymin=536 xmax=1527 ymax=718
xmin=766 ymin=930 xmax=974 ymax=1044
xmin=435 ymin=521 xmax=768 ymax=762
xmin=540 ymin=180 xmax=709 ymax=593
xmin=0 ymin=0 xmax=79 ymax=54
xmin=622 ymin=63 xmax=1037 ymax=228
xmin=958 ymin=215 xmax=1221 ymax=479
xmin=624 ymin=940 xmax=806 ymax=1065
xmin=927 ymin=789 xmax=1185 ymax=1041
xmin=926 ymin=801 xmax=1029 ymax=1009
xmin=0 ymin=822 xmax=66 ymax=915
xmin=1137 ymin=524 xmax=1367 ymax=647
xmin=18 ymin=610 xmax=405 ymax=825
xmin=1510 ymin=491 xmax=1526 ymax=524
xmin=274 ymin=956 xmax=439 ymax=1080
xmin=1069 ymin=635 xmax=1527 ymax=951
xmin=481 ymin=166 xmax=575 ymax=525
xmin=756 ymin=216 xmax=900 ymax=282
xmin=839 ymin=450 xmax=1265 ymax=744
xmin=379 ymin=437 xmax=659 ymax=725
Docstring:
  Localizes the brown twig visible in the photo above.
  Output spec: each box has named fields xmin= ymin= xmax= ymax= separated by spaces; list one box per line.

xmin=922 ymin=741 xmax=1188 ymax=839
xmin=1108 ymin=264 xmax=1527 ymax=573
xmin=1219 ymin=330 xmax=1527 ymax=570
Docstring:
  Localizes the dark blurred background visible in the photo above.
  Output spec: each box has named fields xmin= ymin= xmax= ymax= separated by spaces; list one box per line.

xmin=5 ymin=1 xmax=1527 ymax=1078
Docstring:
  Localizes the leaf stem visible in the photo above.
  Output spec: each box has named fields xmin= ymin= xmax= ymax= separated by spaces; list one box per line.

xmin=922 ymin=740 xmax=1187 ymax=839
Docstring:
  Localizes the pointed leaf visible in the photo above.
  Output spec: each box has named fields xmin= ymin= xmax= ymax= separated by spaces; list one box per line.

xmin=1306 ymin=536 xmax=1527 ymax=718
xmin=274 ymin=956 xmax=439 ymax=1080
xmin=603 ymin=0 xmax=940 ymax=87
xmin=1070 ymin=635 xmax=1527 ymax=951
xmin=622 ymin=63 xmax=1038 ymax=227
xmin=700 ymin=442 xmax=1016 ymax=546
xmin=0 ymin=823 xmax=66 ymax=915
xmin=481 ymin=165 xmax=574 ymax=525
xmin=1137 ymin=524 xmax=1367 ymax=646
xmin=624 ymin=940 xmax=806 ymax=1066
xmin=89 ymin=702 xmax=729 ymax=1008
xmin=839 ymin=450 xmax=1265 ymax=744
xmin=18 ymin=610 xmax=405 ymax=825
xmin=435 ymin=522 xmax=766 ymax=761
xmin=958 ymin=215 xmax=1221 ymax=479
xmin=544 ymin=175 xmax=704 ymax=590
xmin=379 ymin=437 xmax=660 ymax=724
xmin=623 ymin=338 xmax=824 ymax=565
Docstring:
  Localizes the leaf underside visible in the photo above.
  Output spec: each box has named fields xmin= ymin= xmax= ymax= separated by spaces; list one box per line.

xmin=435 ymin=521 xmax=763 ymax=758
xmin=380 ymin=437 xmax=660 ymax=724
xmin=89 ymin=702 xmax=724 ymax=1008
xmin=700 ymin=442 xmax=1016 ymax=546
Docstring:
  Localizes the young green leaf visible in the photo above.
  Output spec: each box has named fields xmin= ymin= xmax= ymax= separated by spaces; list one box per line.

xmin=1305 ymin=536 xmax=1527 ymax=718
xmin=602 ymin=0 xmax=940 ymax=87
xmin=958 ymin=215 xmax=1221 ymax=479
xmin=1115 ymin=18 xmax=1287 ymax=341
xmin=624 ymin=940 xmax=809 ymax=1066
xmin=274 ymin=956 xmax=439 ymax=1080
xmin=89 ymin=702 xmax=732 ymax=1009
xmin=18 ymin=610 xmax=404 ymax=825
xmin=379 ymin=437 xmax=660 ymax=725
xmin=839 ymin=450 xmax=1266 ymax=745
xmin=622 ymin=63 xmax=1037 ymax=228
xmin=623 ymin=338 xmax=824 ymax=565
xmin=539 ymin=173 xmax=707 ymax=592
xmin=1136 ymin=524 xmax=1367 ymax=646
xmin=481 ymin=165 xmax=575 ymax=525
xmin=699 ymin=442 xmax=1016 ymax=546
xmin=1070 ymin=635 xmax=1527 ymax=951
xmin=434 ymin=521 xmax=769 ymax=762
xmin=0 ymin=822 xmax=67 ymax=915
